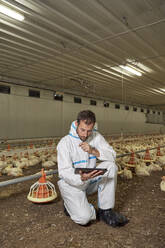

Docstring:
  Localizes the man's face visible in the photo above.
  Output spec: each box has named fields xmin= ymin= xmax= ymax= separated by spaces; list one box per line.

xmin=76 ymin=120 xmax=94 ymax=141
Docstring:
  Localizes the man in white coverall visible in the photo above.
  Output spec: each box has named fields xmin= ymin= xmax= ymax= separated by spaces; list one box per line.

xmin=57 ymin=110 xmax=128 ymax=227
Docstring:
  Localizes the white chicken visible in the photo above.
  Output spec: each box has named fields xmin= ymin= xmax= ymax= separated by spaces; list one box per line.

xmin=149 ymin=163 xmax=162 ymax=172
xmin=0 ymin=160 xmax=7 ymax=174
xmin=2 ymin=165 xmax=13 ymax=175
xmin=123 ymin=167 xmax=133 ymax=179
xmin=42 ymin=160 xmax=55 ymax=168
xmin=28 ymin=156 xmax=40 ymax=166
xmin=135 ymin=163 xmax=150 ymax=176
xmin=13 ymin=160 xmax=28 ymax=169
xmin=48 ymin=154 xmax=57 ymax=163
xmin=7 ymin=167 xmax=23 ymax=177
xmin=157 ymin=155 xmax=165 ymax=166
xmin=160 ymin=176 xmax=165 ymax=192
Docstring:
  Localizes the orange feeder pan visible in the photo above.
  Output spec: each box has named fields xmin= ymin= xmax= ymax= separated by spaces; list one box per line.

xmin=156 ymin=146 xmax=162 ymax=157
xmin=27 ymin=169 xmax=57 ymax=203
xmin=125 ymin=151 xmax=136 ymax=168
xmin=142 ymin=148 xmax=154 ymax=162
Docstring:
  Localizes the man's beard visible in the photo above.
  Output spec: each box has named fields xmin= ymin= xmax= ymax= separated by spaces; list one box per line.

xmin=76 ymin=129 xmax=88 ymax=141
xmin=79 ymin=136 xmax=88 ymax=141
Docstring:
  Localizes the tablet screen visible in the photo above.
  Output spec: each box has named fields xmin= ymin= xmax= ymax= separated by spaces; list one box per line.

xmin=75 ymin=167 xmax=107 ymax=174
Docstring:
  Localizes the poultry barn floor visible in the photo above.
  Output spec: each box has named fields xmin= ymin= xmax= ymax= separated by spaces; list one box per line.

xmin=0 ymin=164 xmax=165 ymax=248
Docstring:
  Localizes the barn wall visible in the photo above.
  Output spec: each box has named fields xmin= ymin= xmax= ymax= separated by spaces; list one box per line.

xmin=0 ymin=83 xmax=164 ymax=139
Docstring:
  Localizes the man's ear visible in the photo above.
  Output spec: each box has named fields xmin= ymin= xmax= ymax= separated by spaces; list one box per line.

xmin=75 ymin=121 xmax=78 ymax=126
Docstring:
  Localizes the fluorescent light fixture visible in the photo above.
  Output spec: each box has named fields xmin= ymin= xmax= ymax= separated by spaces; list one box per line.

xmin=126 ymin=59 xmax=152 ymax=73
xmin=135 ymin=63 xmax=152 ymax=73
xmin=111 ymin=66 xmax=133 ymax=77
xmin=120 ymin=65 xmax=142 ymax=76
xmin=159 ymin=88 xmax=165 ymax=92
xmin=0 ymin=4 xmax=24 ymax=21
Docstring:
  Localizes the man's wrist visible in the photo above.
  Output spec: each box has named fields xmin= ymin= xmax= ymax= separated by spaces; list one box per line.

xmin=89 ymin=146 xmax=94 ymax=154
xmin=89 ymin=146 xmax=100 ymax=157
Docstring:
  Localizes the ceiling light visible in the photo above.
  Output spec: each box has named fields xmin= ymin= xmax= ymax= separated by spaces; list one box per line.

xmin=135 ymin=63 xmax=152 ymax=73
xmin=0 ymin=4 xmax=24 ymax=21
xmin=111 ymin=66 xmax=133 ymax=77
xmin=120 ymin=65 xmax=142 ymax=76
xmin=159 ymin=88 xmax=165 ymax=92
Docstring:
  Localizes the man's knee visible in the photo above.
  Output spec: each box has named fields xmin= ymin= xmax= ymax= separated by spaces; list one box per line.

xmin=72 ymin=212 xmax=92 ymax=225
xmin=71 ymin=206 xmax=96 ymax=225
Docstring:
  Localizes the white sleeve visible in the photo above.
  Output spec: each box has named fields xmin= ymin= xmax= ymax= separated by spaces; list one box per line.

xmin=94 ymin=133 xmax=116 ymax=162
xmin=57 ymin=138 xmax=87 ymax=187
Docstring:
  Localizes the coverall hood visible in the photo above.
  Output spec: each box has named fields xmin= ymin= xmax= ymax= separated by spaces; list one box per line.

xmin=69 ymin=121 xmax=80 ymax=140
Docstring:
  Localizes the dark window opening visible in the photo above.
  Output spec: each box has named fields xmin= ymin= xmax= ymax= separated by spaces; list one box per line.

xmin=141 ymin=108 xmax=144 ymax=112
xmin=90 ymin=100 xmax=97 ymax=106
xmin=0 ymin=85 xmax=10 ymax=94
xmin=74 ymin=97 xmax=81 ymax=104
xmin=147 ymin=109 xmax=150 ymax=114
xmin=125 ymin=106 xmax=129 ymax=110
xmin=104 ymin=102 xmax=109 ymax=108
xmin=153 ymin=111 xmax=155 ymax=114
xmin=115 ymin=104 xmax=120 ymax=109
xmin=29 ymin=89 xmax=40 ymax=98
xmin=54 ymin=93 xmax=63 ymax=101
xmin=158 ymin=112 xmax=160 ymax=115
xmin=133 ymin=107 xmax=137 ymax=112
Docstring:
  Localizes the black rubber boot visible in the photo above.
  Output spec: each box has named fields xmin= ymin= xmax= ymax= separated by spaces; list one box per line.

xmin=98 ymin=208 xmax=129 ymax=227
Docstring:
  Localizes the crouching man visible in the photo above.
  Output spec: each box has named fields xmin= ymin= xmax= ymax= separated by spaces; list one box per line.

xmin=57 ymin=110 xmax=128 ymax=227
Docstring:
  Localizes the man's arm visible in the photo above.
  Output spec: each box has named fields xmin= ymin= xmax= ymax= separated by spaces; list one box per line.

xmin=94 ymin=133 xmax=116 ymax=162
xmin=79 ymin=133 xmax=116 ymax=162
xmin=57 ymin=138 xmax=88 ymax=187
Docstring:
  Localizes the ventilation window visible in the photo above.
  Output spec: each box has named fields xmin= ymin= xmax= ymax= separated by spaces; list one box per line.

xmin=104 ymin=102 xmax=109 ymax=108
xmin=153 ymin=110 xmax=155 ymax=114
xmin=147 ymin=109 xmax=150 ymax=114
xmin=29 ymin=89 xmax=40 ymax=98
xmin=54 ymin=93 xmax=63 ymax=101
xmin=125 ymin=106 xmax=129 ymax=111
xmin=74 ymin=97 xmax=81 ymax=104
xmin=90 ymin=100 xmax=97 ymax=106
xmin=133 ymin=107 xmax=137 ymax=112
xmin=141 ymin=108 xmax=144 ymax=112
xmin=0 ymin=85 xmax=10 ymax=94
xmin=115 ymin=104 xmax=120 ymax=109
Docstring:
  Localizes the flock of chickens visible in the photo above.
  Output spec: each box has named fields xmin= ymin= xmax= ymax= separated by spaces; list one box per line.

xmin=0 ymin=134 xmax=165 ymax=191
xmin=110 ymin=134 xmax=165 ymax=191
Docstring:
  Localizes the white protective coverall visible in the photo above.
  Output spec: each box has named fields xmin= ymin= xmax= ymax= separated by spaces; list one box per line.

xmin=57 ymin=121 xmax=118 ymax=225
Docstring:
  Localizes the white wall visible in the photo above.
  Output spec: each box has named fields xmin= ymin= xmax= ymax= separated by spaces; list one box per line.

xmin=0 ymin=93 xmax=63 ymax=139
xmin=0 ymin=83 xmax=164 ymax=139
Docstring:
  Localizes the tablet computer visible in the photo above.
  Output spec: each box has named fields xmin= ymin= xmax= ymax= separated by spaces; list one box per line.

xmin=75 ymin=167 xmax=107 ymax=174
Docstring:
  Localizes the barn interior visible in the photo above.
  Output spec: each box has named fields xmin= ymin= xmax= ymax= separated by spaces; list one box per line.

xmin=0 ymin=1 xmax=165 ymax=248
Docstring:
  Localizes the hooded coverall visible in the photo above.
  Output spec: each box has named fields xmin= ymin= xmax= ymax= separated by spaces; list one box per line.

xmin=57 ymin=121 xmax=118 ymax=225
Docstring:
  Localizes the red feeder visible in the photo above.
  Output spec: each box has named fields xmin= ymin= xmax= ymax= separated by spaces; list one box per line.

xmin=27 ymin=169 xmax=57 ymax=203
xmin=128 ymin=151 xmax=136 ymax=165
xmin=7 ymin=144 xmax=10 ymax=151
xmin=156 ymin=146 xmax=162 ymax=156
xmin=143 ymin=148 xmax=153 ymax=161
xmin=30 ymin=143 xmax=33 ymax=149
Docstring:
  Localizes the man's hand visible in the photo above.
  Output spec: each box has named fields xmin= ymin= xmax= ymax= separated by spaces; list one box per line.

xmin=80 ymin=170 xmax=103 ymax=181
xmin=79 ymin=142 xmax=92 ymax=153
xmin=79 ymin=142 xmax=100 ymax=157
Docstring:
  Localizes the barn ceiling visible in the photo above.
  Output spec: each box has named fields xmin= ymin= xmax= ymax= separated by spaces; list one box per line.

xmin=0 ymin=0 xmax=165 ymax=110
